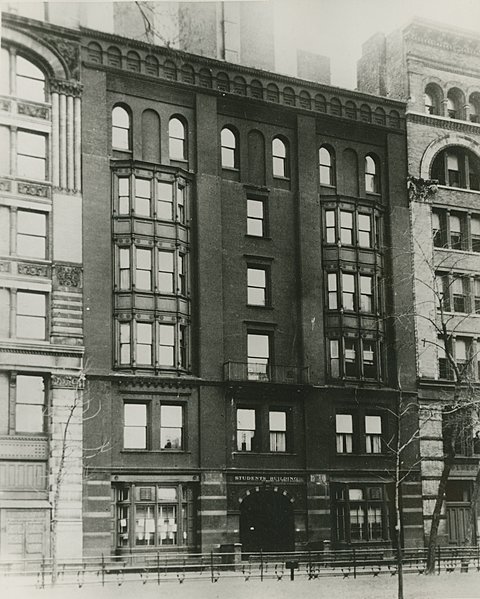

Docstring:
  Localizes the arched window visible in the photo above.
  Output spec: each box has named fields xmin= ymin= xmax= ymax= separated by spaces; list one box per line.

xmin=469 ymin=92 xmax=480 ymax=123
xmin=145 ymin=55 xmax=159 ymax=77
xmin=16 ymin=55 xmax=46 ymax=102
xmin=221 ymin=127 xmax=238 ymax=169
xmin=424 ymin=83 xmax=443 ymax=116
xmin=250 ymin=80 xmax=263 ymax=100
xmin=447 ymin=88 xmax=465 ymax=120
xmin=112 ymin=105 xmax=131 ymax=150
xmin=365 ymin=155 xmax=379 ymax=193
xmin=169 ymin=117 xmax=186 ymax=160
xmin=319 ymin=147 xmax=335 ymax=186
xmin=272 ymin=137 xmax=288 ymax=178
xmin=345 ymin=101 xmax=357 ymax=119
xmin=431 ymin=146 xmax=480 ymax=190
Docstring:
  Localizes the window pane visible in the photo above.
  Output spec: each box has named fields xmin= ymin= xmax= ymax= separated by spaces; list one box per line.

xmin=247 ymin=333 xmax=269 ymax=358
xmin=365 ymin=415 xmax=382 ymax=434
xmin=159 ymin=324 xmax=175 ymax=345
xmin=16 ymin=56 xmax=45 ymax=102
xmin=16 ymin=404 xmax=43 ymax=433
xmin=221 ymin=147 xmax=235 ymax=168
xmin=17 ymin=292 xmax=45 ymax=316
xmin=137 ymin=322 xmax=152 ymax=343
xmin=247 ymin=199 xmax=263 ymax=218
xmin=336 ymin=414 xmax=353 ymax=433
xmin=159 ymin=346 xmax=174 ymax=365
xmin=162 ymin=405 xmax=183 ymax=427
xmin=269 ymin=411 xmax=286 ymax=431
xmin=125 ymin=404 xmax=147 ymax=426
xmin=169 ymin=118 xmax=184 ymax=139
xmin=273 ymin=138 xmax=286 ymax=158
xmin=18 ymin=131 xmax=45 ymax=159
xmin=113 ymin=106 xmax=130 ymax=128
xmin=169 ymin=138 xmax=184 ymax=160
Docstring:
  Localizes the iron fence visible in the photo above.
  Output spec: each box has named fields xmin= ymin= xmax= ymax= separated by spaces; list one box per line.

xmin=2 ymin=545 xmax=480 ymax=589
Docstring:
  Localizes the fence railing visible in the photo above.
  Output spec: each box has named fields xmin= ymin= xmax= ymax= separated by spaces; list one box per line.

xmin=2 ymin=546 xmax=480 ymax=588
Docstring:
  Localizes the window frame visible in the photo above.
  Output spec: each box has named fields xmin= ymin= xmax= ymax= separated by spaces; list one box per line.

xmin=272 ymin=137 xmax=289 ymax=179
xmin=17 ymin=129 xmax=47 ymax=181
xmin=169 ymin=116 xmax=187 ymax=161
xmin=247 ymin=264 xmax=270 ymax=307
xmin=220 ymin=127 xmax=239 ymax=170
xmin=16 ymin=290 xmax=47 ymax=340
xmin=112 ymin=105 xmax=131 ymax=151
xmin=319 ymin=146 xmax=335 ymax=186
xmin=14 ymin=373 xmax=47 ymax=435
xmin=246 ymin=197 xmax=267 ymax=238
xmin=16 ymin=209 xmax=48 ymax=259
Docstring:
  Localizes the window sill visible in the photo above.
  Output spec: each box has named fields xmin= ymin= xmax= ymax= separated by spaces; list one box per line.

xmin=247 ymin=304 xmax=274 ymax=310
xmin=121 ymin=449 xmax=190 ymax=454
xmin=232 ymin=451 xmax=296 ymax=456
xmin=245 ymin=235 xmax=272 ymax=241
xmin=436 ymin=184 xmax=480 ymax=195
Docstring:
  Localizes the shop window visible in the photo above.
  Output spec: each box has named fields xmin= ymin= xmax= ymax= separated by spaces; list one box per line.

xmin=247 ymin=198 xmax=267 ymax=237
xmin=247 ymin=332 xmax=271 ymax=381
xmin=431 ymin=147 xmax=480 ymax=191
xmin=16 ymin=210 xmax=47 ymax=259
xmin=112 ymin=106 xmax=131 ymax=151
xmin=115 ymin=483 xmax=193 ymax=549
xmin=237 ymin=408 xmax=256 ymax=451
xmin=334 ymin=484 xmax=390 ymax=543
xmin=16 ymin=291 xmax=46 ymax=340
xmin=319 ymin=146 xmax=335 ymax=186
xmin=221 ymin=127 xmax=238 ymax=169
xmin=336 ymin=414 xmax=353 ymax=453
xmin=365 ymin=416 xmax=382 ymax=453
xmin=15 ymin=374 xmax=46 ymax=434
xmin=17 ymin=130 xmax=47 ymax=180
xmin=169 ymin=117 xmax=186 ymax=160
xmin=160 ymin=405 xmax=183 ymax=449
xmin=247 ymin=266 xmax=269 ymax=306
xmin=269 ymin=410 xmax=287 ymax=452
xmin=272 ymin=137 xmax=289 ymax=178
xmin=365 ymin=155 xmax=379 ymax=193
xmin=124 ymin=403 xmax=148 ymax=449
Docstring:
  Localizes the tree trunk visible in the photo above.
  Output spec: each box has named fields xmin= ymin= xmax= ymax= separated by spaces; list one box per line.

xmin=425 ymin=453 xmax=454 ymax=574
xmin=395 ymin=411 xmax=404 ymax=599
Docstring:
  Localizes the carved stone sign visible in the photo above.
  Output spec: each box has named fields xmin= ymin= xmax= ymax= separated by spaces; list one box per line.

xmin=229 ymin=474 xmax=305 ymax=484
xmin=54 ymin=264 xmax=82 ymax=288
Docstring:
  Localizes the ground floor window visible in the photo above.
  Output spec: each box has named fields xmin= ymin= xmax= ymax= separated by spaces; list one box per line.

xmin=333 ymin=483 xmax=391 ymax=544
xmin=114 ymin=483 xmax=195 ymax=549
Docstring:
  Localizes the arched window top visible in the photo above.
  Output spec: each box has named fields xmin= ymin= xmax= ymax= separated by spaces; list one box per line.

xmin=87 ymin=42 xmax=103 ymax=64
xmin=112 ymin=105 xmax=131 ymax=150
xmin=360 ymin=104 xmax=372 ymax=122
xmin=250 ymin=79 xmax=263 ymax=99
xmin=299 ymin=90 xmax=311 ymax=110
xmin=314 ymin=94 xmax=327 ymax=112
xmin=221 ymin=126 xmax=238 ymax=169
xmin=272 ymin=137 xmax=289 ymax=178
xmin=447 ymin=87 xmax=466 ymax=119
xmin=374 ymin=107 xmax=386 ymax=125
xmin=272 ymin=137 xmax=286 ymax=158
xmin=345 ymin=101 xmax=357 ymax=119
xmin=233 ymin=76 xmax=247 ymax=95
xmin=169 ymin=116 xmax=186 ymax=160
xmin=217 ymin=72 xmax=230 ymax=92
xmin=365 ymin=154 xmax=379 ymax=193
xmin=107 ymin=46 xmax=122 ymax=67
xmin=181 ymin=63 xmax=195 ymax=84
xmin=16 ymin=54 xmax=46 ymax=102
xmin=145 ymin=55 xmax=159 ymax=77
xmin=266 ymin=83 xmax=279 ymax=103
xmin=283 ymin=87 xmax=296 ymax=106
xmin=431 ymin=145 xmax=480 ymax=191
xmin=163 ymin=60 xmax=177 ymax=81
xmin=319 ymin=146 xmax=335 ymax=186
xmin=199 ymin=68 xmax=212 ymax=88
xmin=330 ymin=97 xmax=342 ymax=116
xmin=424 ymin=82 xmax=443 ymax=115
xmin=389 ymin=110 xmax=400 ymax=128
xmin=126 ymin=51 xmax=140 ymax=72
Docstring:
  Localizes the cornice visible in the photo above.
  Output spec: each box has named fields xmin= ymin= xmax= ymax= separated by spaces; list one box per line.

xmin=0 ymin=342 xmax=84 ymax=358
xmin=80 ymin=26 xmax=405 ymax=111
xmin=403 ymin=20 xmax=480 ymax=58
xmin=2 ymin=12 xmax=81 ymax=42
xmin=407 ymin=111 xmax=480 ymax=135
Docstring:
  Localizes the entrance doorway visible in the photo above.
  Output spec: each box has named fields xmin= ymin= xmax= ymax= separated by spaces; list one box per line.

xmin=446 ymin=480 xmax=475 ymax=545
xmin=239 ymin=488 xmax=294 ymax=553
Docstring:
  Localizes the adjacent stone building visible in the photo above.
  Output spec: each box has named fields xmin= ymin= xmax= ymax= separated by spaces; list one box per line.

xmin=0 ymin=14 xmax=84 ymax=559
xmin=359 ymin=17 xmax=480 ymax=546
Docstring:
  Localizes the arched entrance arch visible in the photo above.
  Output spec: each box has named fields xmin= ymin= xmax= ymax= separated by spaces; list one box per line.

xmin=239 ymin=487 xmax=295 ymax=553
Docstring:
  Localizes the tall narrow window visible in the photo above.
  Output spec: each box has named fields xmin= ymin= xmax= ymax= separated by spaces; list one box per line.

xmin=221 ymin=127 xmax=238 ymax=169
xmin=119 ymin=322 xmax=131 ymax=364
xmin=158 ymin=324 xmax=175 ymax=366
xmin=340 ymin=211 xmax=353 ymax=245
xmin=17 ymin=131 xmax=46 ymax=180
xmin=329 ymin=339 xmax=340 ymax=378
xmin=336 ymin=414 xmax=353 ymax=453
xmin=179 ymin=324 xmax=187 ymax=368
xmin=247 ymin=198 xmax=265 ymax=237
xmin=17 ymin=210 xmax=47 ymax=258
xmin=178 ymin=254 xmax=186 ymax=295
xmin=269 ymin=410 xmax=287 ymax=452
xmin=363 ymin=340 xmax=377 ymax=379
xmin=177 ymin=186 xmax=185 ymax=223
xmin=118 ymin=177 xmax=130 ymax=214
xmin=447 ymin=153 xmax=460 ymax=187
xmin=112 ymin=106 xmax=130 ymax=150
xmin=424 ymin=93 xmax=434 ymax=115
xmin=157 ymin=182 xmax=174 ymax=220
xmin=247 ymin=333 xmax=270 ymax=381
xmin=158 ymin=251 xmax=174 ymax=293
xmin=360 ymin=275 xmax=373 ymax=312
xmin=450 ymin=214 xmax=463 ymax=250
xmin=327 ymin=272 xmax=338 ymax=309
xmin=169 ymin=117 xmax=186 ymax=160
xmin=319 ymin=147 xmax=334 ymax=185
xmin=124 ymin=403 xmax=147 ymax=449
xmin=452 ymin=276 xmax=466 ymax=312
xmin=365 ymin=155 xmax=378 ymax=193
xmin=119 ymin=248 xmax=131 ymax=289
xmin=136 ymin=322 xmax=153 ymax=365
xmin=16 ymin=56 xmax=45 ymax=102
xmin=474 ymin=279 xmax=480 ymax=313
xmin=160 ymin=405 xmax=183 ymax=449
xmin=342 ymin=273 xmax=355 ymax=310
xmin=344 ymin=339 xmax=357 ymax=377
xmin=16 ymin=291 xmax=46 ymax=339
xmin=325 ymin=210 xmax=336 ymax=244
xmin=358 ymin=214 xmax=372 ymax=248
xmin=365 ymin=416 xmax=382 ymax=453
xmin=135 ymin=248 xmax=152 ymax=290
xmin=15 ymin=375 xmax=45 ymax=433
xmin=471 ymin=217 xmax=480 ymax=252
xmin=247 ymin=267 xmax=268 ymax=306
xmin=237 ymin=408 xmax=256 ymax=451
xmin=134 ymin=178 xmax=151 ymax=217
xmin=272 ymin=137 xmax=288 ymax=178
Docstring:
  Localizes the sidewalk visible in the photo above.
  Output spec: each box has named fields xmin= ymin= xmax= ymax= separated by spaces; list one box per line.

xmin=3 ymin=570 xmax=480 ymax=599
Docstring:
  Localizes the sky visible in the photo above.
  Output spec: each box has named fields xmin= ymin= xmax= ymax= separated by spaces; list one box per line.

xmin=272 ymin=0 xmax=480 ymax=88
xmin=3 ymin=0 xmax=480 ymax=89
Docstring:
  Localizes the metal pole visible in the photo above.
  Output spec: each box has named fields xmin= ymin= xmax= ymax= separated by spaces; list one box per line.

xmin=210 ymin=550 xmax=214 ymax=583
xmin=101 ymin=553 xmax=105 ymax=587
xmin=353 ymin=546 xmax=356 ymax=579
